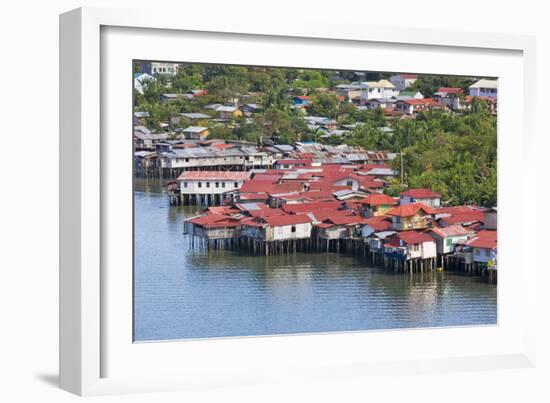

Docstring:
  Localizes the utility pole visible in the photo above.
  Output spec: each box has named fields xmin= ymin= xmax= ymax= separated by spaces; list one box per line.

xmin=400 ymin=150 xmax=405 ymax=185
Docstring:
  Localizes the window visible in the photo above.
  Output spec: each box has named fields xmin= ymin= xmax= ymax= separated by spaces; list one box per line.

xmin=198 ymin=182 xmax=202 ymax=188
xmin=445 ymin=238 xmax=453 ymax=246
xmin=234 ymin=182 xmax=238 ymax=188
xmin=395 ymin=217 xmax=401 ymax=224
xmin=291 ymin=225 xmax=296 ymax=233
xmin=411 ymin=244 xmax=419 ymax=251
xmin=475 ymin=249 xmax=480 ymax=255
xmin=183 ymin=182 xmax=188 ymax=188
xmin=346 ymin=180 xmax=353 ymax=186
xmin=206 ymin=182 xmax=210 ymax=188
xmin=222 ymin=182 xmax=226 ymax=188
xmin=215 ymin=182 xmax=219 ymax=188
xmin=185 ymin=158 xmax=189 ymax=162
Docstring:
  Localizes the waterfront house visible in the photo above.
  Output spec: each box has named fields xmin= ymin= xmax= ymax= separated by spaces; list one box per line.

xmin=361 ymin=216 xmax=393 ymax=238
xmin=384 ymin=231 xmax=437 ymax=261
xmin=465 ymin=230 xmax=497 ymax=266
xmin=438 ymin=210 xmax=484 ymax=228
xmin=182 ymin=126 xmax=210 ymax=140
xmin=385 ymin=203 xmax=435 ymax=231
xmin=157 ymin=145 xmax=273 ymax=175
xmin=469 ymin=79 xmax=498 ymax=98
xmin=429 ymin=225 xmax=473 ymax=254
xmin=433 ymin=87 xmax=464 ymax=111
xmin=184 ymin=213 xmax=242 ymax=240
xmin=242 ymin=214 xmax=313 ymax=241
xmin=215 ymin=105 xmax=243 ymax=120
xmin=315 ymin=216 xmax=366 ymax=240
xmin=400 ymin=188 xmax=441 ymax=208
xmin=389 ymin=73 xmax=418 ymax=91
xmin=360 ymin=193 xmax=398 ymax=217
xmin=177 ymin=171 xmax=251 ymax=206
xmin=133 ymin=129 xmax=169 ymax=150
xmin=134 ymin=151 xmax=158 ymax=176
xmin=366 ymin=230 xmax=397 ymax=253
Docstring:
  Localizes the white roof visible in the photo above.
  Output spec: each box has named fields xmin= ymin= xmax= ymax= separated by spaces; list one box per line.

xmin=361 ymin=79 xmax=396 ymax=89
xmin=216 ymin=105 xmax=239 ymax=112
xmin=469 ymin=79 xmax=498 ymax=89
xmin=182 ymin=126 xmax=209 ymax=133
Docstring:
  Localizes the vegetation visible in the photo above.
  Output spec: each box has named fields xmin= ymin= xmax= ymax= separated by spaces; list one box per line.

xmin=133 ymin=63 xmax=497 ymax=206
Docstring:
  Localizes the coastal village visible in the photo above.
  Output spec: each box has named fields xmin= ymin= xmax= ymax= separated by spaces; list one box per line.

xmin=134 ymin=61 xmax=498 ymax=283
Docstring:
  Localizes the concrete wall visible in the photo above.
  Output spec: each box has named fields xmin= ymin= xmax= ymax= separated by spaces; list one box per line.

xmin=267 ymin=223 xmax=312 ymax=241
xmin=179 ymin=179 xmax=245 ymax=195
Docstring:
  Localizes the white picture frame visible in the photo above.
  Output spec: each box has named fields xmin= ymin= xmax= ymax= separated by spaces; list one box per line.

xmin=60 ymin=6 xmax=537 ymax=396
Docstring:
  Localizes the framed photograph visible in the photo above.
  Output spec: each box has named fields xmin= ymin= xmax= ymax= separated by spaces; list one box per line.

xmin=60 ymin=6 xmax=537 ymax=396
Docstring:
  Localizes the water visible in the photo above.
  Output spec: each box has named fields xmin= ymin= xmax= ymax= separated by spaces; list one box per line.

xmin=133 ymin=178 xmax=497 ymax=342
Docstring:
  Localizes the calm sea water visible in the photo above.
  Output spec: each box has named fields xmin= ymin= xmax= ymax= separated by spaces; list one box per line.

xmin=133 ymin=178 xmax=497 ymax=342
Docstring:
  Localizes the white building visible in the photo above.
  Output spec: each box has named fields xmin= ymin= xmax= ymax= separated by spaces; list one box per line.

xmin=429 ymin=225 xmax=473 ymax=254
xmin=150 ymin=62 xmax=178 ymax=76
xmin=360 ymin=79 xmax=399 ymax=102
xmin=389 ymin=74 xmax=418 ymax=91
xmin=469 ymin=79 xmax=498 ymax=98
xmin=400 ymin=188 xmax=441 ymax=208
xmin=177 ymin=171 xmax=251 ymax=205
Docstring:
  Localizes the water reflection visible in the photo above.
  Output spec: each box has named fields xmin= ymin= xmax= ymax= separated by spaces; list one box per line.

xmin=133 ymin=178 xmax=497 ymax=341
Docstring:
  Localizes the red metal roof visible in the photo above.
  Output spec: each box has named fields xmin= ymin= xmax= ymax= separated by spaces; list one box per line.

xmin=394 ymin=230 xmax=434 ymax=244
xmin=239 ymin=181 xmax=303 ymax=194
xmin=189 ymin=213 xmax=241 ymax=228
xmin=274 ymin=159 xmax=310 ymax=166
xmin=430 ymin=225 xmax=473 ymax=238
xmin=239 ymin=193 xmax=269 ymax=201
xmin=434 ymin=205 xmax=476 ymax=215
xmin=363 ymin=216 xmax=392 ymax=231
xmin=282 ymin=201 xmax=343 ymax=213
xmin=249 ymin=208 xmax=286 ymax=218
xmin=400 ymin=188 xmax=441 ymax=198
xmin=262 ymin=214 xmax=312 ymax=226
xmin=325 ymin=216 xmax=366 ymax=225
xmin=401 ymin=98 xmax=434 ymax=106
xmin=178 ymin=171 xmax=250 ymax=181
xmin=440 ymin=211 xmax=484 ymax=225
xmin=466 ymin=230 xmax=497 ymax=249
xmin=211 ymin=142 xmax=237 ymax=150
xmin=437 ymin=87 xmax=464 ymax=94
xmin=361 ymin=193 xmax=397 ymax=206
xmin=386 ymin=202 xmax=436 ymax=217
xmin=205 ymin=206 xmax=239 ymax=215
xmin=306 ymin=208 xmax=355 ymax=222
xmin=300 ymin=190 xmax=336 ymax=200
